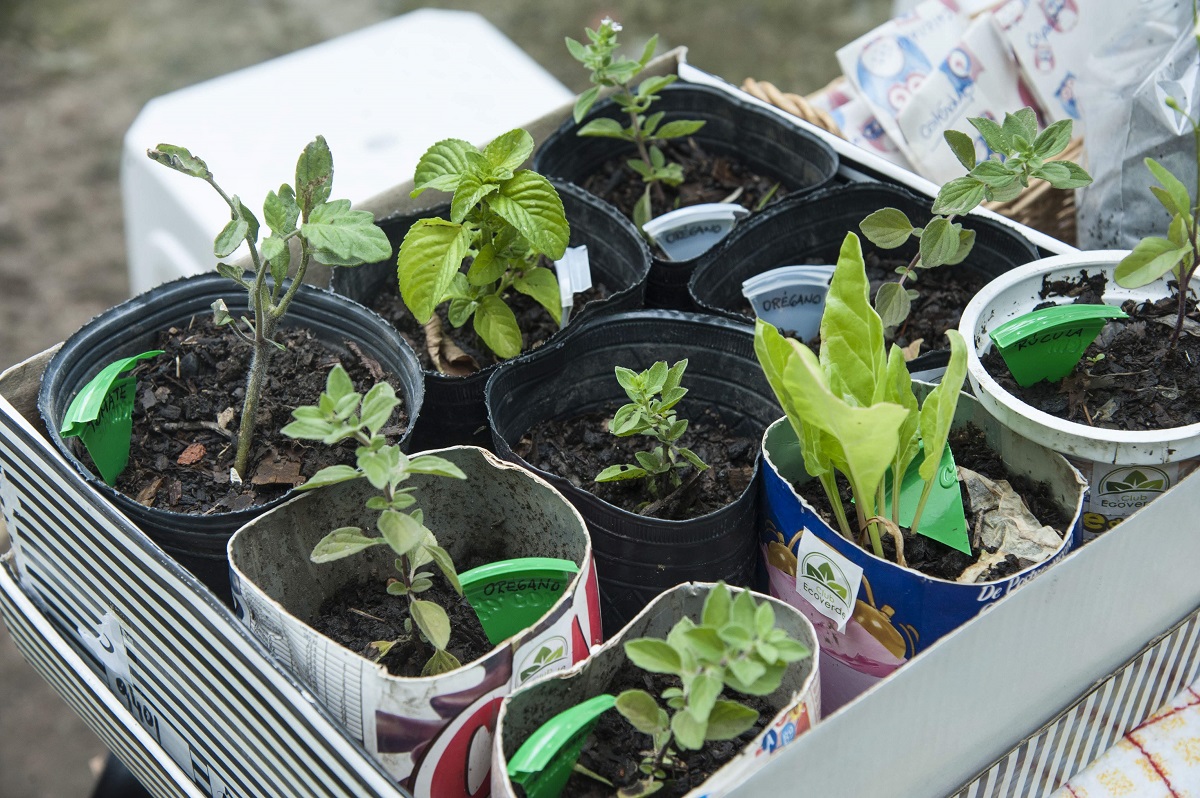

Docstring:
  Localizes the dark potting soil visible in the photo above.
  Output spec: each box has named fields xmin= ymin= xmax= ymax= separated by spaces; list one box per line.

xmin=368 ymin=272 xmax=610 ymax=374
xmin=582 ymin=138 xmax=787 ymax=225
xmin=515 ymin=405 xmax=758 ymax=521
xmin=550 ymin=664 xmax=777 ymax=798
xmin=798 ymin=424 xmax=1068 ymax=581
xmin=308 ymin=575 xmax=493 ymax=678
xmin=84 ymin=315 xmax=406 ymax=515
xmin=980 ymin=270 xmax=1200 ymax=431
xmin=735 ymin=251 xmax=987 ymax=352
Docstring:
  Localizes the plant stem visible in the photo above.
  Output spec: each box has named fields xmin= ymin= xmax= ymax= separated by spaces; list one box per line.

xmin=623 ymin=93 xmax=667 ymax=207
xmin=818 ymin=472 xmax=854 ymax=542
xmin=908 ymin=477 xmax=935 ymax=539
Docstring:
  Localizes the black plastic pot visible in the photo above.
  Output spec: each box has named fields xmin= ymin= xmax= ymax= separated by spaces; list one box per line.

xmin=485 ymin=310 xmax=781 ymax=637
xmin=37 ymin=272 xmax=425 ymax=603
xmin=687 ymin=182 xmax=1040 ymax=371
xmin=533 ymin=83 xmax=839 ymax=310
xmin=332 ymin=180 xmax=651 ymax=451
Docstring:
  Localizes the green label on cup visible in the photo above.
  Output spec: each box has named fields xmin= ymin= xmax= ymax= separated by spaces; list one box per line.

xmin=60 ymin=351 xmax=163 ymax=486
xmin=458 ymin=557 xmax=580 ymax=645
xmin=883 ymin=441 xmax=971 ymax=555
xmin=507 ymin=693 xmax=616 ymax=798
xmin=988 ymin=305 xmax=1127 ymax=387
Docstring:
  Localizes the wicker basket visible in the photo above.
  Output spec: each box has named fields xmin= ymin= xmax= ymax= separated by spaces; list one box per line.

xmin=741 ymin=77 xmax=1080 ymax=246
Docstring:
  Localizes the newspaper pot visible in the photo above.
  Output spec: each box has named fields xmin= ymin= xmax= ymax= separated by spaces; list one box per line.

xmin=534 ymin=83 xmax=839 ymax=310
xmin=487 ymin=310 xmax=781 ymax=637
xmin=961 ymin=250 xmax=1200 ymax=538
xmin=760 ymin=387 xmax=1085 ymax=713
xmin=36 ymin=272 xmax=424 ymax=602
xmin=491 ymin=582 xmax=820 ymax=798
xmin=688 ymin=182 xmax=1040 ymax=372
xmin=227 ymin=445 xmax=602 ymax=797
xmin=332 ymin=181 xmax=651 ymax=451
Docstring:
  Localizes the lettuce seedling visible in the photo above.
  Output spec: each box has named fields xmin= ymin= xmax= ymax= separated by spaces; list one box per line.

xmin=594 ymin=359 xmax=709 ymax=502
xmin=396 ymin=129 xmax=570 ymax=362
xmin=612 ymin=582 xmax=810 ymax=797
xmin=282 ymin=365 xmax=468 ymax=676
xmin=860 ymin=108 xmax=1090 ymax=331
xmin=147 ymin=137 xmax=391 ymax=479
xmin=566 ymin=18 xmax=706 ymax=229
xmin=754 ymin=232 xmax=969 ymax=560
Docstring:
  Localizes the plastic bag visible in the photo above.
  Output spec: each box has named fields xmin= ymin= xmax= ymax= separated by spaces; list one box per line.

xmin=1076 ymin=0 xmax=1198 ymax=249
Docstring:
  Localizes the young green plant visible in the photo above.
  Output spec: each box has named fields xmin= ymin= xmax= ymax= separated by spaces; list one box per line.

xmin=860 ymin=108 xmax=1091 ymax=331
xmin=754 ymin=232 xmax=969 ymax=561
xmin=611 ymin=582 xmax=810 ymax=797
xmin=566 ymin=18 xmax=706 ymax=228
xmin=1114 ymin=5 xmax=1200 ymax=349
xmin=281 ymin=365 xmax=468 ymax=676
xmin=594 ymin=359 xmax=709 ymax=503
xmin=396 ymin=129 xmax=570 ymax=363
xmin=147 ymin=137 xmax=391 ymax=478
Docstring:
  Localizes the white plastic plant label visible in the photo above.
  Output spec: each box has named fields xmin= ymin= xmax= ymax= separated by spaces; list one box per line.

xmin=641 ymin=203 xmax=751 ymax=262
xmin=993 ymin=0 xmax=1085 ymax=126
xmin=897 ymin=13 xmax=1028 ymax=183
xmin=792 ymin=528 xmax=864 ymax=633
xmin=554 ymin=245 xmax=592 ymax=328
xmin=741 ymin=265 xmax=836 ymax=341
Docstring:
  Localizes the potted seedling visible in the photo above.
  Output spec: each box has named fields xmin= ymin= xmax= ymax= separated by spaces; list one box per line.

xmin=229 ymin=367 xmax=601 ymax=795
xmin=756 ymin=231 xmax=1084 ymax=711
xmin=38 ymin=137 xmax=424 ymax=600
xmin=333 ymin=129 xmax=651 ymax=449
xmin=536 ymin=19 xmax=837 ymax=308
xmin=493 ymin=582 xmax=819 ymax=798
xmin=486 ymin=309 xmax=783 ymax=635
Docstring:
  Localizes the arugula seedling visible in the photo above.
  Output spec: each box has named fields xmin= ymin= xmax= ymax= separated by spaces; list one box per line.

xmin=282 ymin=365 xmax=468 ymax=676
xmin=566 ymin=18 xmax=706 ymax=229
xmin=755 ymin=232 xmax=970 ymax=561
xmin=148 ymin=137 xmax=391 ymax=479
xmin=594 ymin=359 xmax=709 ymax=502
xmin=396 ymin=129 xmax=570 ymax=362
xmin=859 ymin=108 xmax=1091 ymax=331
xmin=611 ymin=582 xmax=809 ymax=797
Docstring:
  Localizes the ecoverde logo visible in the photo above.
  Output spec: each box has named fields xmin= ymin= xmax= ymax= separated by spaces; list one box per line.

xmin=516 ymin=635 xmax=568 ymax=683
xmin=1098 ymin=465 xmax=1170 ymax=514
xmin=799 ymin=552 xmax=853 ymax=625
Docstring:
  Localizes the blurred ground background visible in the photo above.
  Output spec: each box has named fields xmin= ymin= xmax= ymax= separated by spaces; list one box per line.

xmin=0 ymin=0 xmax=888 ymax=794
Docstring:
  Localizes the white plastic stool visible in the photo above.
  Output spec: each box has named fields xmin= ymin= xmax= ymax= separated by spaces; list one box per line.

xmin=121 ymin=9 xmax=571 ymax=295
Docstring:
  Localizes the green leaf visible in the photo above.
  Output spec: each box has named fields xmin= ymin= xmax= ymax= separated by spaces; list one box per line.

xmin=860 ymin=208 xmax=915 ymax=249
xmin=488 ymin=171 xmax=570 ymax=259
xmin=264 ymin=184 xmax=300 ymax=236
xmin=378 ymin=510 xmax=427 ymax=557
xmin=1146 ymin=158 xmax=1191 ymax=217
xmin=873 ymin=282 xmax=912 ymax=329
xmin=918 ymin=218 xmax=961 ymax=269
xmin=1032 ymin=162 xmax=1071 ymax=184
xmin=466 ymin=294 xmax=519 ymax=358
xmin=407 ymin=454 xmax=467 ymax=479
xmin=214 ymin=218 xmax=248 ymax=258
xmin=595 ymin=464 xmax=648 ymax=482
xmin=410 ymin=599 xmax=451 ymax=650
xmin=726 ymin=655 xmax=766 ymax=689
xmin=295 ymin=136 xmax=334 ymax=215
xmin=944 ymin=129 xmax=977 ymax=170
xmin=624 ymin=638 xmax=682 ymax=674
xmin=633 ymin=187 xmax=653 ymax=231
xmin=1033 ymin=119 xmax=1073 ymax=159
xmin=655 ymin=119 xmax=706 ymax=139
xmin=678 ymin=447 xmax=708 ymax=471
xmin=464 ymin=243 xmax=502 ymax=286
xmin=754 ymin=601 xmax=775 ymax=637
xmin=1115 ymin=237 xmax=1189 ymax=288
xmin=424 ymin=544 xmax=462 ymax=595
xmin=359 ymin=383 xmax=399 ymax=436
xmin=970 ymin=159 xmax=1019 ymax=188
xmin=884 ymin=344 xmax=920 ymax=491
xmin=615 ymin=690 xmax=668 ymax=736
xmin=671 ymin=709 xmax=707 ymax=751
xmin=1003 ymin=108 xmax=1038 ymax=150
xmin=412 ymin=138 xmax=477 ymax=196
xmin=514 ymin=265 xmax=563 ymax=324
xmin=573 ymin=85 xmax=601 ymax=123
xmin=147 ymin=144 xmax=209 ymax=178
xmin=969 ymin=116 xmax=1010 ymax=154
xmin=422 ymin=648 xmax=461 ymax=676
xmin=702 ymin=583 xmax=731 ymax=627
xmin=261 ymin=236 xmax=290 ymax=285
xmin=1050 ymin=161 xmax=1092 ymax=189
xmin=638 ymin=33 xmax=660 ymax=67
xmin=294 ymin=464 xmax=360 ymax=490
xmin=917 ymin=329 xmax=968 ymax=486
xmin=302 ymin=200 xmax=391 ymax=266
xmin=931 ymin=177 xmax=987 ymax=216
xmin=310 ymin=527 xmax=382 ymax=563
xmin=577 ymin=118 xmax=629 ymax=139
xmin=645 ymin=360 xmax=669 ymax=394
xmin=483 ymin=128 xmax=534 ymax=177
xmin=689 ymin=672 xmax=723 ymax=723
xmin=705 ymin=700 xmax=759 ymax=741
xmin=682 ymin=627 xmax=725 ymax=663
xmin=397 ymin=219 xmax=472 ymax=322
xmin=820 ymin=233 xmax=886 ymax=407
xmin=565 ymin=35 xmax=588 ymax=63
xmin=944 ymin=227 xmax=976 ymax=266
xmin=451 ymin=172 xmax=497 ymax=224
xmin=326 ymin=363 xmax=355 ymax=400
xmin=637 ymin=75 xmax=675 ymax=100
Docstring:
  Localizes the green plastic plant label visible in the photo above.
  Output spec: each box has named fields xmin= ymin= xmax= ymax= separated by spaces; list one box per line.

xmin=883 ymin=442 xmax=971 ymax=555
xmin=507 ymin=693 xmax=616 ymax=798
xmin=988 ymin=304 xmax=1127 ymax=387
xmin=60 ymin=351 xmax=163 ymax=486
xmin=792 ymin=529 xmax=863 ymax=632
xmin=459 ymin=557 xmax=580 ymax=645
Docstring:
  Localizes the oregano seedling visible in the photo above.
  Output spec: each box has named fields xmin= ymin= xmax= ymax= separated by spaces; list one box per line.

xmin=859 ymin=108 xmax=1091 ymax=331
xmin=147 ymin=137 xmax=391 ymax=478
xmin=282 ymin=365 xmax=468 ymax=676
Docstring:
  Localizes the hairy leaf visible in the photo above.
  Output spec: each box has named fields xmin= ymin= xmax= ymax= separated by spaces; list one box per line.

xmin=577 ymin=117 xmax=629 ymax=139
xmin=931 ymin=177 xmax=987 ymax=216
xmin=302 ymin=200 xmax=391 ymax=266
xmin=310 ymin=527 xmax=382 ymax=563
xmin=874 ymin=282 xmax=912 ymax=330
xmin=615 ymin=690 xmax=668 ymax=736
xmin=918 ymin=218 xmax=962 ymax=269
xmin=1146 ymin=158 xmax=1192 ymax=218
xmin=359 ymin=383 xmax=399 ymax=437
xmin=1033 ymin=119 xmax=1072 ymax=159
xmin=655 ymin=119 xmax=705 ymax=139
xmin=264 ymin=184 xmax=300 ymax=236
xmin=705 ymin=700 xmax=759 ymax=741
xmin=860 ymin=207 xmax=915 ymax=249
xmin=1115 ymin=237 xmax=1189 ymax=288
xmin=969 ymin=116 xmax=1009 ymax=154
xmin=944 ymin=129 xmax=977 ymax=170
xmin=147 ymin=144 xmax=209 ymax=178
xmin=295 ymin=136 xmax=334 ymax=215
xmin=411 ymin=599 xmax=451 ymax=650
xmin=596 ymin=464 xmax=649 ymax=482
xmin=378 ymin=510 xmax=426 ymax=558
xmin=624 ymin=638 xmax=682 ymax=674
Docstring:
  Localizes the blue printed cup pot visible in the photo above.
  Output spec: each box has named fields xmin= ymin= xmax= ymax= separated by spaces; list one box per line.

xmin=491 ymin=582 xmax=820 ymax=798
xmin=960 ymin=250 xmax=1200 ymax=539
xmin=228 ymin=446 xmax=602 ymax=798
xmin=760 ymin=388 xmax=1084 ymax=713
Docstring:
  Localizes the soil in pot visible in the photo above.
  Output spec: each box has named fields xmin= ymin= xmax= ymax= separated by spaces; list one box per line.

xmin=368 ymin=264 xmax=610 ymax=374
xmin=307 ymin=574 xmax=492 ymax=678
xmin=798 ymin=424 xmax=1069 ymax=582
xmin=80 ymin=314 xmax=406 ymax=515
xmin=514 ymin=404 xmax=758 ymax=521
xmin=980 ymin=271 xmax=1200 ymax=431
xmin=541 ymin=666 xmax=775 ymax=798
xmin=583 ymin=138 xmax=786 ymax=225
